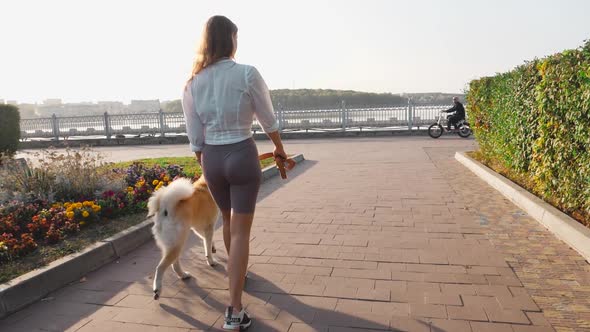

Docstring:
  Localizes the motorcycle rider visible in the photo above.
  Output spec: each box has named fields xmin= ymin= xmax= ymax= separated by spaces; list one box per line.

xmin=444 ymin=96 xmax=465 ymax=130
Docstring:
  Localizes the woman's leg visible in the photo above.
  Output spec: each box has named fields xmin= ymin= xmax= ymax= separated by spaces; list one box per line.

xmin=201 ymin=146 xmax=232 ymax=257
xmin=221 ymin=210 xmax=231 ymax=254
xmin=225 ymin=139 xmax=261 ymax=312
xmin=228 ymin=212 xmax=254 ymax=311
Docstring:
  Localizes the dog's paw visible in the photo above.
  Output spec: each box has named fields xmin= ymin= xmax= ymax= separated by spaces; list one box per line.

xmin=207 ymin=258 xmax=218 ymax=267
xmin=181 ymin=272 xmax=192 ymax=280
xmin=153 ymin=289 xmax=160 ymax=300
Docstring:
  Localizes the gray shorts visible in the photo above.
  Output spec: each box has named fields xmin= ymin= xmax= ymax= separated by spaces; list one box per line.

xmin=201 ymin=138 xmax=261 ymax=214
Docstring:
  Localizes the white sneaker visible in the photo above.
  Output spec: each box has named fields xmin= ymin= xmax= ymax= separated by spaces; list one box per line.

xmin=223 ymin=306 xmax=252 ymax=330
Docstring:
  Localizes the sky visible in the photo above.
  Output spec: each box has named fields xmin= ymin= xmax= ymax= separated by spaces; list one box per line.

xmin=1 ymin=0 xmax=589 ymax=104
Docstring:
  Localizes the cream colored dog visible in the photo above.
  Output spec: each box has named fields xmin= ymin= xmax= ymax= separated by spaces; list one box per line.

xmin=147 ymin=177 xmax=218 ymax=300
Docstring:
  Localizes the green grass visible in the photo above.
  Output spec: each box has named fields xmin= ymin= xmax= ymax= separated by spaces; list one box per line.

xmin=0 ymin=212 xmax=147 ymax=284
xmin=108 ymin=157 xmax=202 ymax=177
xmin=108 ymin=156 xmax=278 ymax=178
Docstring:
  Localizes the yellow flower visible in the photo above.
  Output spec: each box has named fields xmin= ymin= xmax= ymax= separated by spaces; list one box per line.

xmin=66 ymin=206 xmax=74 ymax=213
xmin=75 ymin=202 xmax=83 ymax=209
xmin=163 ymin=176 xmax=170 ymax=182
xmin=82 ymin=211 xmax=90 ymax=218
xmin=83 ymin=201 xmax=93 ymax=207
xmin=152 ymin=180 xmax=160 ymax=186
xmin=126 ymin=186 xmax=134 ymax=192
xmin=92 ymin=205 xmax=101 ymax=212
xmin=79 ymin=221 xmax=86 ymax=226
xmin=66 ymin=211 xmax=75 ymax=219
xmin=64 ymin=202 xmax=71 ymax=208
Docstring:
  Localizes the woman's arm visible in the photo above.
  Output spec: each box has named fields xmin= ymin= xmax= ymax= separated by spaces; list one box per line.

xmin=181 ymin=83 xmax=205 ymax=164
xmin=266 ymin=130 xmax=286 ymax=159
xmin=248 ymin=67 xmax=279 ymax=134
xmin=247 ymin=67 xmax=286 ymax=157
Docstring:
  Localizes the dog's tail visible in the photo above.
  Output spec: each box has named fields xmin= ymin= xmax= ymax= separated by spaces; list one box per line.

xmin=148 ymin=178 xmax=194 ymax=249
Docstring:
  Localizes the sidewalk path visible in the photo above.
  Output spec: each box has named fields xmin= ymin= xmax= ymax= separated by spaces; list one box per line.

xmin=2 ymin=137 xmax=589 ymax=331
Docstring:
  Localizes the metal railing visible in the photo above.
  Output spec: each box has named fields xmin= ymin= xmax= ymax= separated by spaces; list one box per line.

xmin=19 ymin=103 xmax=450 ymax=140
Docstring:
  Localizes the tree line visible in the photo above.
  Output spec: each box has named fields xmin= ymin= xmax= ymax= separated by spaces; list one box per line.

xmin=161 ymin=89 xmax=462 ymax=113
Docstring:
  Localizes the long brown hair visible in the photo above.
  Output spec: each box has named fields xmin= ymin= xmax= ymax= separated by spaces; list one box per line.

xmin=189 ymin=16 xmax=237 ymax=82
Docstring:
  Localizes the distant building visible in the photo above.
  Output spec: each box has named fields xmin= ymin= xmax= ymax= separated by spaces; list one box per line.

xmin=36 ymin=99 xmax=64 ymax=116
xmin=98 ymin=101 xmax=125 ymax=113
xmin=129 ymin=99 xmax=160 ymax=113
xmin=43 ymin=99 xmax=62 ymax=105
xmin=18 ymin=103 xmax=37 ymax=118
xmin=7 ymin=100 xmax=18 ymax=105
xmin=36 ymin=104 xmax=65 ymax=117
xmin=64 ymin=103 xmax=104 ymax=116
xmin=28 ymin=99 xmax=164 ymax=117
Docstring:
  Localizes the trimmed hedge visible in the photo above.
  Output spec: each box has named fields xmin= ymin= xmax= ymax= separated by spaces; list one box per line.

xmin=0 ymin=104 xmax=20 ymax=159
xmin=467 ymin=40 xmax=590 ymax=223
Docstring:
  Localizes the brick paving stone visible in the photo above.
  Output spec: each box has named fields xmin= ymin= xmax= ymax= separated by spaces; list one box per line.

xmin=470 ymin=321 xmax=513 ymax=332
xmin=526 ymin=312 xmax=552 ymax=326
xmin=3 ymin=138 xmax=590 ymax=331
xmin=291 ymin=284 xmax=327 ymax=296
xmin=430 ymin=318 xmax=472 ymax=332
xmin=511 ymin=326 xmax=556 ymax=332
xmin=409 ymin=303 xmax=448 ymax=319
xmin=424 ymin=291 xmax=463 ymax=306
xmin=389 ymin=316 xmax=432 ymax=332
xmin=323 ymin=286 xmax=358 ymax=299
xmin=428 ymin=146 xmax=590 ymax=331
xmin=484 ymin=306 xmax=531 ymax=324
xmin=288 ymin=323 xmax=328 ymax=331
xmin=447 ymin=305 xmax=488 ymax=321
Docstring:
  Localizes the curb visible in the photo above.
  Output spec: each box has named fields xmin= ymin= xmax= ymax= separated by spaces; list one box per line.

xmin=0 ymin=153 xmax=305 ymax=319
xmin=455 ymin=151 xmax=590 ymax=262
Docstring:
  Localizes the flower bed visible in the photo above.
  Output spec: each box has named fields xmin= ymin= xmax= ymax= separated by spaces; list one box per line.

xmin=0 ymin=151 xmax=191 ymax=264
xmin=0 ymin=152 xmax=278 ymax=269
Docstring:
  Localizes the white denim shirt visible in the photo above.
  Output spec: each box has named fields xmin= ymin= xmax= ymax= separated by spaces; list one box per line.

xmin=182 ymin=59 xmax=279 ymax=152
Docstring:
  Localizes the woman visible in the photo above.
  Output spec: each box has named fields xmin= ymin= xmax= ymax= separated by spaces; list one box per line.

xmin=182 ymin=15 xmax=287 ymax=330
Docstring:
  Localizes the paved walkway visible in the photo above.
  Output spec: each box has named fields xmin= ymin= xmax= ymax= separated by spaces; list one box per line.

xmin=2 ymin=137 xmax=590 ymax=332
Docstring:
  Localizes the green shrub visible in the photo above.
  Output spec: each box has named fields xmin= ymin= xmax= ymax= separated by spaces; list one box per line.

xmin=0 ymin=148 xmax=126 ymax=204
xmin=467 ymin=40 xmax=590 ymax=224
xmin=0 ymin=104 xmax=20 ymax=159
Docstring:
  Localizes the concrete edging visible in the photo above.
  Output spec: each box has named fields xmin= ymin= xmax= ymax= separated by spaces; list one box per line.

xmin=455 ymin=151 xmax=590 ymax=262
xmin=0 ymin=153 xmax=305 ymax=318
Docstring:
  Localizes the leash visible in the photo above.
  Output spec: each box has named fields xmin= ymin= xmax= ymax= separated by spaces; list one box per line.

xmin=258 ymin=153 xmax=295 ymax=179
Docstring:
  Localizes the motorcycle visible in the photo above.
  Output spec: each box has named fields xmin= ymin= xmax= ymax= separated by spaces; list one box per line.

xmin=428 ymin=111 xmax=472 ymax=138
